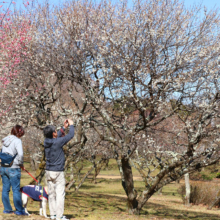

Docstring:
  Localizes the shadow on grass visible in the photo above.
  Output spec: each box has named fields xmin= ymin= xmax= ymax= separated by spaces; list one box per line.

xmin=2 ymin=166 xmax=220 ymax=220
xmin=141 ymin=201 xmax=220 ymax=220
xmin=67 ymin=184 xmax=99 ymax=191
xmin=65 ymin=192 xmax=220 ymax=220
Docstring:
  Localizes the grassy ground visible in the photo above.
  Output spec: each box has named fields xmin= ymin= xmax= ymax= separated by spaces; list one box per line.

xmin=0 ymin=161 xmax=220 ymax=220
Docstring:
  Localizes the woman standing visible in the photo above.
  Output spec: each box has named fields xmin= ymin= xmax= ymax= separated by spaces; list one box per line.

xmin=0 ymin=125 xmax=28 ymax=215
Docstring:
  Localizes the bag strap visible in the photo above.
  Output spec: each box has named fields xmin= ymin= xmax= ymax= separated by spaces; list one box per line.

xmin=1 ymin=149 xmax=17 ymax=158
xmin=12 ymin=153 xmax=18 ymax=160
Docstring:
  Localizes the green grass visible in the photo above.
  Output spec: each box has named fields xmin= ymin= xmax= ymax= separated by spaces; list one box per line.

xmin=1 ymin=162 xmax=220 ymax=219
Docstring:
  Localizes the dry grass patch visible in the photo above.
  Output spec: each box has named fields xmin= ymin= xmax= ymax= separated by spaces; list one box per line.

xmin=178 ymin=181 xmax=220 ymax=208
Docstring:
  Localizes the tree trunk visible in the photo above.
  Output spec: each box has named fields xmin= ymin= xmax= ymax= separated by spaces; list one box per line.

xmin=29 ymin=150 xmax=46 ymax=185
xmin=121 ymin=158 xmax=139 ymax=214
xmin=66 ymin=163 xmax=76 ymax=190
xmin=75 ymin=165 xmax=95 ymax=192
xmin=91 ymin=163 xmax=100 ymax=184
xmin=157 ymin=187 xmax=163 ymax=195
xmin=184 ymin=173 xmax=190 ymax=206
xmin=30 ymin=156 xmax=36 ymax=171
xmin=208 ymin=189 xmax=220 ymax=210
xmin=76 ymin=163 xmax=83 ymax=181
xmin=91 ymin=159 xmax=106 ymax=184
xmin=69 ymin=162 xmax=74 ymax=181
xmin=104 ymin=159 xmax=109 ymax=170
xmin=66 ymin=178 xmax=76 ymax=190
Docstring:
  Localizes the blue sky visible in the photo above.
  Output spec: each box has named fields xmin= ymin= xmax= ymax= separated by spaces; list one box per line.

xmin=38 ymin=0 xmax=219 ymax=10
xmin=1 ymin=0 xmax=220 ymax=12
xmin=184 ymin=0 xmax=219 ymax=10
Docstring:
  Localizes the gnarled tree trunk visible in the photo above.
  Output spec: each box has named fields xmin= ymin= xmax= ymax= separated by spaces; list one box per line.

xmin=121 ymin=158 xmax=138 ymax=214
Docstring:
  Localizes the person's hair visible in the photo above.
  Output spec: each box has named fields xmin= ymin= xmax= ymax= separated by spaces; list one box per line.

xmin=11 ymin=125 xmax=25 ymax=138
xmin=43 ymin=125 xmax=56 ymax=138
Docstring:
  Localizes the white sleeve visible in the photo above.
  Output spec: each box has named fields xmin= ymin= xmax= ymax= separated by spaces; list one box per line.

xmin=15 ymin=139 xmax=23 ymax=165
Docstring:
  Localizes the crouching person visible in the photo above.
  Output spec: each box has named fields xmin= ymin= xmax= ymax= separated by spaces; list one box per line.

xmin=43 ymin=119 xmax=74 ymax=220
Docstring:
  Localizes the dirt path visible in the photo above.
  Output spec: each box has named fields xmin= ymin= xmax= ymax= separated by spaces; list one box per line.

xmin=97 ymin=174 xmax=142 ymax=180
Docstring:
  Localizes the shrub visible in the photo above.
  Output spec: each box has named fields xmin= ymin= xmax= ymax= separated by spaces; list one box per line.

xmin=178 ymin=182 xmax=220 ymax=207
xmin=201 ymin=174 xmax=213 ymax=181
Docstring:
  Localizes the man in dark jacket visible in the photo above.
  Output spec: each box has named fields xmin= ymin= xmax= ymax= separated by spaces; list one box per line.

xmin=43 ymin=119 xmax=74 ymax=220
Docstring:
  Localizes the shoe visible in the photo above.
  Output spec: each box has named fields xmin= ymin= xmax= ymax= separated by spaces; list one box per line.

xmin=3 ymin=210 xmax=13 ymax=214
xmin=14 ymin=210 xmax=29 ymax=216
xmin=56 ymin=216 xmax=69 ymax=220
xmin=51 ymin=215 xmax=56 ymax=219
